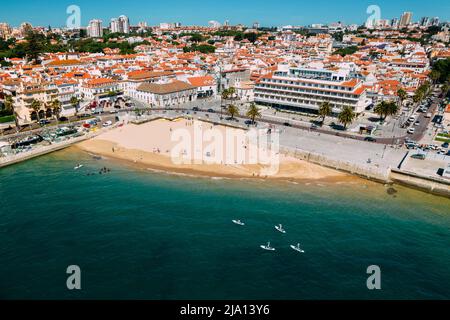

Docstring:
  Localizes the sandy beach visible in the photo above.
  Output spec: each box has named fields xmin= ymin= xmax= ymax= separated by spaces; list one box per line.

xmin=76 ymin=118 xmax=351 ymax=181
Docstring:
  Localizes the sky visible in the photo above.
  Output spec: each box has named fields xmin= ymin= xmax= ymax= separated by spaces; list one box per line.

xmin=0 ymin=0 xmax=449 ymax=28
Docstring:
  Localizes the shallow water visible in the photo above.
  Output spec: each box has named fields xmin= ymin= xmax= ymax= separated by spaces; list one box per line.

xmin=0 ymin=148 xmax=449 ymax=299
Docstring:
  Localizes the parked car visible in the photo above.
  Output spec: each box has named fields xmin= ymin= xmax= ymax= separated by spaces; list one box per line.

xmin=58 ymin=116 xmax=69 ymax=122
xmin=364 ymin=137 xmax=377 ymax=142
xmin=414 ymin=121 xmax=421 ymax=126
xmin=283 ymin=122 xmax=292 ymax=127
xmin=39 ymin=119 xmax=51 ymax=125
xmin=192 ymin=107 xmax=200 ymax=111
xmin=407 ymin=128 xmax=416 ymax=134
xmin=442 ymin=142 xmax=449 ymax=149
xmin=411 ymin=154 xmax=426 ymax=160
xmin=102 ymin=121 xmax=113 ymax=127
xmin=207 ymin=109 xmax=215 ymax=113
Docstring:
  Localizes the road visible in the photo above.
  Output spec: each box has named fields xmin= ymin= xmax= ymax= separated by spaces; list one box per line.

xmin=1 ymin=90 xmax=444 ymax=147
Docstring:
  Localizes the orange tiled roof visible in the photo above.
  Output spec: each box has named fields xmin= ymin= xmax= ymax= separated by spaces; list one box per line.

xmin=187 ymin=76 xmax=215 ymax=87
xmin=47 ymin=59 xmax=84 ymax=66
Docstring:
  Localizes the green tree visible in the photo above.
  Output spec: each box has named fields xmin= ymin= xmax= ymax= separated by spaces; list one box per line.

xmin=397 ymin=88 xmax=407 ymax=106
xmin=385 ymin=101 xmax=399 ymax=118
xmin=221 ymin=89 xmax=230 ymax=103
xmin=246 ymin=103 xmax=261 ymax=124
xmin=338 ymin=106 xmax=356 ymax=129
xmin=387 ymin=101 xmax=400 ymax=116
xmin=183 ymin=44 xmax=216 ymax=54
xmin=227 ymin=104 xmax=239 ymax=119
xmin=431 ymin=58 xmax=450 ymax=84
xmin=413 ymin=91 xmax=423 ymax=103
xmin=334 ymin=46 xmax=358 ymax=57
xmin=234 ymin=33 xmax=244 ymax=41
xmin=318 ymin=102 xmax=333 ymax=124
xmin=29 ymin=99 xmax=42 ymax=122
xmin=442 ymin=82 xmax=449 ymax=98
xmin=70 ymin=97 xmax=80 ymax=116
xmin=374 ymin=101 xmax=398 ymax=120
xmin=51 ymin=99 xmax=62 ymax=120
xmin=107 ymin=90 xmax=117 ymax=97
xmin=244 ymin=33 xmax=258 ymax=43
xmin=429 ymin=70 xmax=441 ymax=84
xmin=189 ymin=33 xmax=204 ymax=43
xmin=0 ymin=59 xmax=12 ymax=67
xmin=4 ymin=95 xmax=20 ymax=131
xmin=24 ymin=31 xmax=44 ymax=64
xmin=374 ymin=101 xmax=387 ymax=120
xmin=3 ymin=95 xmax=14 ymax=114
xmin=227 ymin=87 xmax=236 ymax=100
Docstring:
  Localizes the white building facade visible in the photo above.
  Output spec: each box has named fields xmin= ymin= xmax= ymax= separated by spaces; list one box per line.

xmin=254 ymin=67 xmax=369 ymax=114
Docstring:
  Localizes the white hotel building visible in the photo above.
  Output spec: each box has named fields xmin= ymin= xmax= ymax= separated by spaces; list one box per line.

xmin=254 ymin=68 xmax=369 ymax=114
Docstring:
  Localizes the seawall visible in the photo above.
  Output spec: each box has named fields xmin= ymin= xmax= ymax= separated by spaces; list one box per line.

xmin=390 ymin=169 xmax=450 ymax=198
xmin=280 ymin=146 xmax=391 ymax=183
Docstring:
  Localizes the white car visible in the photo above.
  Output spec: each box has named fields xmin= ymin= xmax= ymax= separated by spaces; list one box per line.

xmin=102 ymin=121 xmax=113 ymax=127
xmin=407 ymin=128 xmax=416 ymax=134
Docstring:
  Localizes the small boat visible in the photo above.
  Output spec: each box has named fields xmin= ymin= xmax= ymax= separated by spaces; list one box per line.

xmin=260 ymin=242 xmax=276 ymax=251
xmin=275 ymin=224 xmax=286 ymax=234
xmin=290 ymin=243 xmax=305 ymax=253
xmin=232 ymin=220 xmax=245 ymax=226
xmin=74 ymin=164 xmax=84 ymax=170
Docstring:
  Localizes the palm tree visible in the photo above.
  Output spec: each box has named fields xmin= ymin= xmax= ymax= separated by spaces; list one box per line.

xmin=3 ymin=95 xmax=14 ymax=114
xmin=429 ymin=70 xmax=440 ymax=85
xmin=397 ymin=88 xmax=407 ymax=107
xmin=227 ymin=104 xmax=239 ymax=119
xmin=442 ymin=82 xmax=449 ymax=98
xmin=220 ymin=89 xmax=230 ymax=118
xmin=70 ymin=96 xmax=80 ymax=116
xmin=29 ymin=99 xmax=42 ymax=122
xmin=338 ymin=106 xmax=356 ymax=130
xmin=374 ymin=101 xmax=398 ymax=121
xmin=221 ymin=89 xmax=230 ymax=104
xmin=227 ymin=87 xmax=236 ymax=100
xmin=374 ymin=101 xmax=388 ymax=120
xmin=4 ymin=95 xmax=20 ymax=132
xmin=246 ymin=103 xmax=261 ymax=124
xmin=51 ymin=99 xmax=62 ymax=120
xmin=413 ymin=90 xmax=424 ymax=104
xmin=385 ymin=101 xmax=399 ymax=118
xmin=318 ymin=101 xmax=332 ymax=124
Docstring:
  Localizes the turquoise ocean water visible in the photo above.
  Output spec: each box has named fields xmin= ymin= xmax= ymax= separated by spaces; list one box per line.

xmin=0 ymin=148 xmax=449 ymax=300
